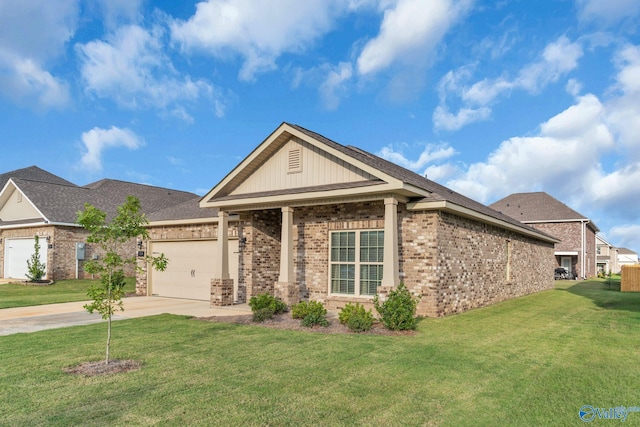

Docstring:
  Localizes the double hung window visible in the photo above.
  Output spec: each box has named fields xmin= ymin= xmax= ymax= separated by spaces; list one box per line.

xmin=330 ymin=230 xmax=384 ymax=296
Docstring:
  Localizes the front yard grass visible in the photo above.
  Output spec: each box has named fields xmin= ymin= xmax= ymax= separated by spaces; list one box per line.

xmin=1 ymin=278 xmax=639 ymax=426
xmin=0 ymin=278 xmax=135 ymax=309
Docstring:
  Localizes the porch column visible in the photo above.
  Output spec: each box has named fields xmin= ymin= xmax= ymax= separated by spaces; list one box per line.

xmin=278 ymin=206 xmax=294 ymax=283
xmin=211 ymin=210 xmax=233 ymax=306
xmin=382 ymin=197 xmax=400 ymax=288
xmin=275 ymin=206 xmax=299 ymax=305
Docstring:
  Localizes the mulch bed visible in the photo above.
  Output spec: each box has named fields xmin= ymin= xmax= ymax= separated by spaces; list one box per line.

xmin=64 ymin=359 xmax=141 ymax=377
xmin=198 ymin=313 xmax=416 ymax=336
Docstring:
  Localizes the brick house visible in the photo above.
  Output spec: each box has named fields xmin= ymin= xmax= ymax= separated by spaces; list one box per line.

xmin=0 ymin=166 xmax=197 ymax=281
xmin=490 ymin=192 xmax=599 ymax=279
xmin=137 ymin=123 xmax=558 ymax=317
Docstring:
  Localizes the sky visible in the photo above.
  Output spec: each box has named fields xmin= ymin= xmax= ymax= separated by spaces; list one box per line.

xmin=1 ymin=0 xmax=639 ymax=253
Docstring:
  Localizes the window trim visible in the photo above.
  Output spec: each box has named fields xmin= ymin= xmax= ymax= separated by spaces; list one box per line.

xmin=329 ymin=229 xmax=384 ymax=297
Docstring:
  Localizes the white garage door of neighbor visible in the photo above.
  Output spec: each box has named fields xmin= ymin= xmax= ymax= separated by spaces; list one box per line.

xmin=149 ymin=239 xmax=239 ymax=301
xmin=4 ymin=237 xmax=48 ymax=279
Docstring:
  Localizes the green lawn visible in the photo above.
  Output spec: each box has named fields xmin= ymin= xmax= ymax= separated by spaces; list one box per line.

xmin=0 ymin=278 xmax=135 ymax=309
xmin=1 ymin=279 xmax=639 ymax=426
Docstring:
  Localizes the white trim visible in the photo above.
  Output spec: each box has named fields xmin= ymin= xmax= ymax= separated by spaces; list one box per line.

xmin=555 ymin=251 xmax=578 ymax=256
xmin=146 ymin=215 xmax=240 ymax=227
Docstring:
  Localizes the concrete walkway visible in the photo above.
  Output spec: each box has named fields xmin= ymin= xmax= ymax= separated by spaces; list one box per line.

xmin=0 ymin=296 xmax=251 ymax=336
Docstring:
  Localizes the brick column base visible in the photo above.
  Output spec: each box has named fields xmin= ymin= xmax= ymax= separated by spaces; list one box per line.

xmin=211 ymin=278 xmax=234 ymax=306
xmin=274 ymin=281 xmax=300 ymax=306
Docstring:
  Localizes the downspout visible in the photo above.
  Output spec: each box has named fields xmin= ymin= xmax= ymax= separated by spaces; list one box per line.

xmin=581 ymin=220 xmax=590 ymax=280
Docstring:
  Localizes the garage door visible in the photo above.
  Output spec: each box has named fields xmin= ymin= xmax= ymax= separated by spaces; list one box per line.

xmin=148 ymin=239 xmax=239 ymax=301
xmin=4 ymin=237 xmax=48 ymax=279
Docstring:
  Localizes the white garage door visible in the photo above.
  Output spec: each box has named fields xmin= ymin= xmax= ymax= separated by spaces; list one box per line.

xmin=4 ymin=237 xmax=48 ymax=279
xmin=149 ymin=239 xmax=239 ymax=301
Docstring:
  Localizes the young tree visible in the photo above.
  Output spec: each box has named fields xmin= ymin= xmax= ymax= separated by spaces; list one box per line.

xmin=77 ymin=195 xmax=167 ymax=365
xmin=26 ymin=235 xmax=47 ymax=282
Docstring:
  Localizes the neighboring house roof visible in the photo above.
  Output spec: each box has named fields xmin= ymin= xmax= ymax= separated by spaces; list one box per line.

xmin=618 ymin=248 xmax=638 ymax=256
xmin=147 ymin=197 xmax=220 ymax=224
xmin=0 ymin=165 xmax=76 ymax=190
xmin=490 ymin=192 xmax=600 ymax=232
xmin=201 ymin=122 xmax=557 ymax=243
xmin=0 ymin=172 xmax=198 ymax=227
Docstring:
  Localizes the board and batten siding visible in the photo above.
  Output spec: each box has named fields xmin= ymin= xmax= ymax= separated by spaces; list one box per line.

xmin=231 ymin=138 xmax=376 ymax=195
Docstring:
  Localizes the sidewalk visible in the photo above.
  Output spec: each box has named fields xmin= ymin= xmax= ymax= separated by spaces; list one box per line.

xmin=0 ymin=296 xmax=251 ymax=336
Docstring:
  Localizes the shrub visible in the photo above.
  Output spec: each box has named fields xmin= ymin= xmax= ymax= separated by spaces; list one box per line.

xmin=301 ymin=311 xmax=329 ymax=327
xmin=292 ymin=300 xmax=329 ymax=327
xmin=373 ymin=283 xmax=420 ymax=331
xmin=339 ymin=303 xmax=374 ymax=333
xmin=291 ymin=300 xmax=325 ymax=320
xmin=252 ymin=307 xmax=275 ymax=323
xmin=26 ymin=235 xmax=47 ymax=282
xmin=249 ymin=293 xmax=287 ymax=316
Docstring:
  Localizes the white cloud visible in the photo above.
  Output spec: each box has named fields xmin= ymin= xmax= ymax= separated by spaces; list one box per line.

xmin=80 ymin=126 xmax=145 ymax=171
xmin=357 ymin=0 xmax=472 ymax=76
xmin=608 ymin=224 xmax=640 ymax=252
xmin=0 ymin=0 xmax=77 ymax=109
xmin=432 ymin=105 xmax=491 ymax=131
xmin=319 ymin=62 xmax=353 ymax=110
xmin=434 ymin=36 xmax=583 ymax=131
xmin=77 ymin=25 xmax=217 ymax=118
xmin=378 ymin=142 xmax=456 ymax=174
xmin=442 ymin=94 xmax=613 ymax=203
xmin=170 ymin=0 xmax=342 ymax=81
xmin=577 ymin=0 xmax=640 ymax=26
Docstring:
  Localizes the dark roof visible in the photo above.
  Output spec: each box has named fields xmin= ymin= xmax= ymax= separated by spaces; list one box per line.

xmin=0 ymin=169 xmax=199 ymax=226
xmin=0 ymin=166 xmax=76 ymax=190
xmin=288 ymin=124 xmax=552 ymax=240
xmin=490 ymin=192 xmax=590 ymax=222
xmin=147 ymin=197 xmax=218 ymax=222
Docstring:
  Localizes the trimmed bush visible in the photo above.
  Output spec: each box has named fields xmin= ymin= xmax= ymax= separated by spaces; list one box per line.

xmin=249 ymin=293 xmax=287 ymax=323
xmin=373 ymin=283 xmax=420 ymax=331
xmin=301 ymin=311 xmax=329 ymax=327
xmin=292 ymin=300 xmax=329 ymax=327
xmin=339 ymin=303 xmax=374 ymax=333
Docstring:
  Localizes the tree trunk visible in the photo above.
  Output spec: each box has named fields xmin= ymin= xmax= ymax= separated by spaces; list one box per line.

xmin=105 ymin=272 xmax=112 ymax=365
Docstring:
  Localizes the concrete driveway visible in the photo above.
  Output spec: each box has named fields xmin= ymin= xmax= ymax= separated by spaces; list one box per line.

xmin=0 ymin=296 xmax=251 ymax=336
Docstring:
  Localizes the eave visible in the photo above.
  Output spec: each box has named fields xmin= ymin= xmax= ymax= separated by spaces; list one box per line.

xmin=407 ymin=199 xmax=559 ymax=244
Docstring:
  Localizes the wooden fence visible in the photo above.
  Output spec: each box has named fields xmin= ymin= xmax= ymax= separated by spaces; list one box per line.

xmin=621 ymin=265 xmax=640 ymax=292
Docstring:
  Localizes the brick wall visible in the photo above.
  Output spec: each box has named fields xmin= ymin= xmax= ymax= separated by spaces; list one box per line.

xmin=265 ymin=201 xmax=554 ymax=317
xmin=531 ymin=221 xmax=597 ymax=278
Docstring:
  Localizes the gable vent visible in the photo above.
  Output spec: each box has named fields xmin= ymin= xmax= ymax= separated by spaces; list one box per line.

xmin=288 ymin=148 xmax=302 ymax=173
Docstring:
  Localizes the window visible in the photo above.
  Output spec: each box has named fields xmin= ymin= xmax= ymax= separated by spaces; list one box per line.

xmin=330 ymin=230 xmax=384 ymax=296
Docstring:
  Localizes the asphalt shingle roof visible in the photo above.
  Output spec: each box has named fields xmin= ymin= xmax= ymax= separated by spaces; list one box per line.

xmin=0 ymin=166 xmax=76 ymax=190
xmin=289 ymin=123 xmax=550 ymax=239
xmin=0 ymin=170 xmax=199 ymax=225
xmin=489 ymin=192 xmax=589 ymax=222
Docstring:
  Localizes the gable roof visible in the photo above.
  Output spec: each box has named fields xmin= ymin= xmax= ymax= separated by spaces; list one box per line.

xmin=201 ymin=122 xmax=557 ymax=243
xmin=0 ymin=171 xmax=198 ymax=228
xmin=618 ymin=247 xmax=637 ymax=255
xmin=0 ymin=166 xmax=76 ymax=190
xmin=146 ymin=196 xmax=222 ymax=224
xmin=490 ymin=192 xmax=599 ymax=231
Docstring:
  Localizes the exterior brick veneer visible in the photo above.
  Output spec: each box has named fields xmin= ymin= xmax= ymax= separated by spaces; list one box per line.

xmin=211 ymin=278 xmax=234 ymax=306
xmin=238 ymin=201 xmax=554 ymax=317
xmin=0 ymin=225 xmax=135 ymax=281
xmin=529 ymin=221 xmax=597 ymax=279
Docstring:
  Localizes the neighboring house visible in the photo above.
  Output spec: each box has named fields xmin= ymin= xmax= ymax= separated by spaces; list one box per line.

xmin=137 ymin=123 xmax=558 ymax=317
xmin=490 ymin=192 xmax=599 ymax=279
xmin=618 ymin=248 xmax=639 ymax=271
xmin=596 ymin=235 xmax=619 ymax=275
xmin=0 ymin=166 xmax=197 ymax=281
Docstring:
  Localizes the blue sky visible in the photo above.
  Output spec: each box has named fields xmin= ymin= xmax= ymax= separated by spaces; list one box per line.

xmin=1 ymin=0 xmax=639 ymax=253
